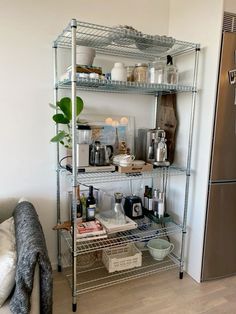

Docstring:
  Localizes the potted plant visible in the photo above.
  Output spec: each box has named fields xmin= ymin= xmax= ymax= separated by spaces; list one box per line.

xmin=50 ymin=96 xmax=84 ymax=148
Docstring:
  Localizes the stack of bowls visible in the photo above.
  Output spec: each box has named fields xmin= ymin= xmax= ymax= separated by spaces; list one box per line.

xmin=76 ymin=46 xmax=96 ymax=66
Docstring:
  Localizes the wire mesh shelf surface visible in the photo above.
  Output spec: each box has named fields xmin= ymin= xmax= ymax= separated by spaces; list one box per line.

xmin=54 ymin=20 xmax=199 ymax=60
xmin=64 ymin=251 xmax=179 ymax=294
xmin=60 ymin=166 xmax=187 ymax=185
xmin=61 ymin=217 xmax=182 ymax=255
xmin=57 ymin=78 xmax=195 ymax=95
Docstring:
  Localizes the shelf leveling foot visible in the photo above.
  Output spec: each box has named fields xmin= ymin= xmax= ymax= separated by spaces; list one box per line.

xmin=72 ymin=303 xmax=77 ymax=312
xmin=179 ymin=272 xmax=184 ymax=279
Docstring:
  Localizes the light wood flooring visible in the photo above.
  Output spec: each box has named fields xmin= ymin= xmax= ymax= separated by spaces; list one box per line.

xmin=53 ymin=269 xmax=236 ymax=314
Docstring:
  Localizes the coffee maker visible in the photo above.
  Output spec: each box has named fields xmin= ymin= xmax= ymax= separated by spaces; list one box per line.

xmin=146 ymin=128 xmax=170 ymax=166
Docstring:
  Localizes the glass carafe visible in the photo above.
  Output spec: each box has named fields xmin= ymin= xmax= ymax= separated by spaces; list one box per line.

xmin=112 ymin=192 xmax=126 ymax=225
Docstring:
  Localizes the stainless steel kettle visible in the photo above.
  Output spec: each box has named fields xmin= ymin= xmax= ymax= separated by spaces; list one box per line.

xmin=89 ymin=141 xmax=113 ymax=166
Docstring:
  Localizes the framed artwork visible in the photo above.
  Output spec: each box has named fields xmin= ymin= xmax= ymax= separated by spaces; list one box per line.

xmin=79 ymin=114 xmax=135 ymax=154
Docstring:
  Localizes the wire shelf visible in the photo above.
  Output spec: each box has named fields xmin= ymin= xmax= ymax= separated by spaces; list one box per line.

xmin=57 ymin=78 xmax=195 ymax=95
xmin=64 ymin=251 xmax=180 ymax=295
xmin=71 ymin=166 xmax=186 ymax=185
xmin=54 ymin=20 xmax=199 ymax=60
xmin=61 ymin=217 xmax=182 ymax=255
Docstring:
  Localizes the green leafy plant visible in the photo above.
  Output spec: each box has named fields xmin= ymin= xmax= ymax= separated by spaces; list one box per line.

xmin=50 ymin=96 xmax=84 ymax=148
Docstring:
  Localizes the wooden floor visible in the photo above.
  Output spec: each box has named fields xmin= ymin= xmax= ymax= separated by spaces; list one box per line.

xmin=53 ymin=269 xmax=236 ymax=314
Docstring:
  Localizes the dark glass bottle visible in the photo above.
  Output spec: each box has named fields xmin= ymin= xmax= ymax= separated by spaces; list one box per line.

xmin=86 ymin=185 xmax=96 ymax=221
xmin=76 ymin=186 xmax=83 ymax=219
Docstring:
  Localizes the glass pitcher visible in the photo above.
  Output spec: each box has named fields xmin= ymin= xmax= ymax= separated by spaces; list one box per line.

xmin=112 ymin=192 xmax=126 ymax=225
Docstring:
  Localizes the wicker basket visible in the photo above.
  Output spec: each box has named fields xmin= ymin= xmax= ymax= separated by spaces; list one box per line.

xmin=102 ymin=243 xmax=142 ymax=273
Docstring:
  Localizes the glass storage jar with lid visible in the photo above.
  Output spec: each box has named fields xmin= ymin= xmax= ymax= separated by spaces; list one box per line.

xmin=164 ymin=55 xmax=178 ymax=84
xmin=149 ymin=59 xmax=165 ymax=84
xmin=133 ymin=63 xmax=148 ymax=83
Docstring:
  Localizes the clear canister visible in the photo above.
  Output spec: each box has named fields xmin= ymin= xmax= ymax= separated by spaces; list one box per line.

xmin=126 ymin=66 xmax=135 ymax=82
xmin=133 ymin=63 xmax=148 ymax=83
xmin=76 ymin=125 xmax=91 ymax=144
xmin=149 ymin=59 xmax=165 ymax=84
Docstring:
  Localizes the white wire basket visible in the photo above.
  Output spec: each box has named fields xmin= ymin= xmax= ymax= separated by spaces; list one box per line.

xmin=102 ymin=243 xmax=142 ymax=273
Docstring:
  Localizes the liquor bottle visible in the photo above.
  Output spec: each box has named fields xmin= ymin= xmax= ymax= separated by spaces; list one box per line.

xmin=144 ymin=185 xmax=149 ymax=210
xmin=86 ymin=185 xmax=96 ymax=221
xmin=76 ymin=186 xmax=83 ymax=219
xmin=148 ymin=187 xmax=153 ymax=211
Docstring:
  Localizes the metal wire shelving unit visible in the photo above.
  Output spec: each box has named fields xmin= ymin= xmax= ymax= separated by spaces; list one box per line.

xmin=64 ymin=251 xmax=180 ymax=295
xmin=61 ymin=217 xmax=182 ymax=256
xmin=60 ymin=165 xmax=187 ymax=185
xmin=53 ymin=19 xmax=200 ymax=312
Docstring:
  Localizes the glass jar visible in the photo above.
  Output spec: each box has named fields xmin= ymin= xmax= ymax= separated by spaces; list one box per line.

xmin=133 ymin=63 xmax=148 ymax=83
xmin=164 ymin=55 xmax=178 ymax=84
xmin=126 ymin=66 xmax=135 ymax=82
xmin=149 ymin=59 xmax=165 ymax=84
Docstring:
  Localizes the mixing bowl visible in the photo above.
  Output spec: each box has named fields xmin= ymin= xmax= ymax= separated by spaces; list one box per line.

xmin=147 ymin=239 xmax=174 ymax=261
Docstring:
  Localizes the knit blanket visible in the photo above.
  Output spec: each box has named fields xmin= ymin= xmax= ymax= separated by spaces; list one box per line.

xmin=9 ymin=201 xmax=53 ymax=314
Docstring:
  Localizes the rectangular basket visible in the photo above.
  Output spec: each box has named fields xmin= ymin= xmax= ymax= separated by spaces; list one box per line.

xmin=102 ymin=243 xmax=142 ymax=273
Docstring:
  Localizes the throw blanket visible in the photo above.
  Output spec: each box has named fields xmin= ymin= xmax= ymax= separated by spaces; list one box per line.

xmin=9 ymin=201 xmax=52 ymax=314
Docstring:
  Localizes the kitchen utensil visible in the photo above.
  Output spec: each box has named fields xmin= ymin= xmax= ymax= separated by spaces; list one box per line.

xmin=89 ymin=141 xmax=113 ymax=166
xmin=147 ymin=239 xmax=174 ymax=261
xmin=124 ymin=195 xmax=143 ymax=219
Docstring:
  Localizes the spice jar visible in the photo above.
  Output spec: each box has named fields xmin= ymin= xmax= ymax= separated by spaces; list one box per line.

xmin=133 ymin=63 xmax=148 ymax=83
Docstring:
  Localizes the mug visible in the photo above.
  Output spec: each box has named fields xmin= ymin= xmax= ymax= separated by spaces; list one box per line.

xmin=113 ymin=154 xmax=135 ymax=166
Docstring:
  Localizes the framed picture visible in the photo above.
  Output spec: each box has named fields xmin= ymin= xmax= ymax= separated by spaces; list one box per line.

xmin=79 ymin=114 xmax=135 ymax=154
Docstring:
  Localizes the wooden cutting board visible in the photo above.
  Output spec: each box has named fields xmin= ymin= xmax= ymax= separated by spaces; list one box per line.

xmin=156 ymin=94 xmax=178 ymax=164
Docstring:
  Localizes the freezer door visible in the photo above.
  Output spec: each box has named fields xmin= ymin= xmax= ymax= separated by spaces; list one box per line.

xmin=202 ymin=182 xmax=236 ymax=280
xmin=211 ymin=32 xmax=236 ymax=181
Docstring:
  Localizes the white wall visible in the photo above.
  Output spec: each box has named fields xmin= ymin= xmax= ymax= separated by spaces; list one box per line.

xmin=224 ymin=0 xmax=236 ymax=13
xmin=0 ymin=0 xmax=170 ymax=268
xmin=169 ymin=0 xmax=224 ymax=282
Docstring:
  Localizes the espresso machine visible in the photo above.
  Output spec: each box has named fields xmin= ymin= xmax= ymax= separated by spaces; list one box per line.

xmin=146 ymin=128 xmax=170 ymax=166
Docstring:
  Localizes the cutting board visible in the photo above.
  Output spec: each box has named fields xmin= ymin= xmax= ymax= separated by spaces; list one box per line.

xmin=156 ymin=94 xmax=178 ymax=164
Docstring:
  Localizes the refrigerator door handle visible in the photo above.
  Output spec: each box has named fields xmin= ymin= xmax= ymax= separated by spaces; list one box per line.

xmin=228 ymin=69 xmax=236 ymax=85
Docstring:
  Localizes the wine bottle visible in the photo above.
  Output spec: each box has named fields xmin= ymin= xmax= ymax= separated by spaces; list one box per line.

xmin=86 ymin=185 xmax=96 ymax=221
xmin=76 ymin=186 xmax=83 ymax=219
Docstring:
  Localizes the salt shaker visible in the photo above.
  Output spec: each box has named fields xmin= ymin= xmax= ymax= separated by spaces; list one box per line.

xmin=111 ymin=62 xmax=127 ymax=81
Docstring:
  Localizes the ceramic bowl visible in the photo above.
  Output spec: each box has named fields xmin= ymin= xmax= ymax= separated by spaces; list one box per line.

xmin=147 ymin=239 xmax=174 ymax=261
xmin=76 ymin=46 xmax=96 ymax=66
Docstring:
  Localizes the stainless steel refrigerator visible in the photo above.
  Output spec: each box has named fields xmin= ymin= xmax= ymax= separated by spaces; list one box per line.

xmin=201 ymin=32 xmax=236 ymax=281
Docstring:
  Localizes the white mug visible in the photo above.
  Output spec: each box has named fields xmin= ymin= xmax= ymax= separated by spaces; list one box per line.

xmin=113 ymin=154 xmax=135 ymax=166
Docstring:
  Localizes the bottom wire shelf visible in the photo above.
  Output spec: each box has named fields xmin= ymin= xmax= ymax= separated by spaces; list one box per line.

xmin=64 ymin=251 xmax=180 ymax=295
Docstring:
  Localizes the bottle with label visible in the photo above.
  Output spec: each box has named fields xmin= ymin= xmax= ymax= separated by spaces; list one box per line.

xmin=144 ymin=185 xmax=149 ymax=210
xmin=86 ymin=185 xmax=96 ymax=221
xmin=158 ymin=191 xmax=165 ymax=218
xmin=148 ymin=187 xmax=153 ymax=211
xmin=152 ymin=189 xmax=159 ymax=216
xmin=76 ymin=186 xmax=83 ymax=219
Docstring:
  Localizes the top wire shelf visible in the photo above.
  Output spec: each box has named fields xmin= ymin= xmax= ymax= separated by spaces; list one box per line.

xmin=54 ymin=20 xmax=200 ymax=60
